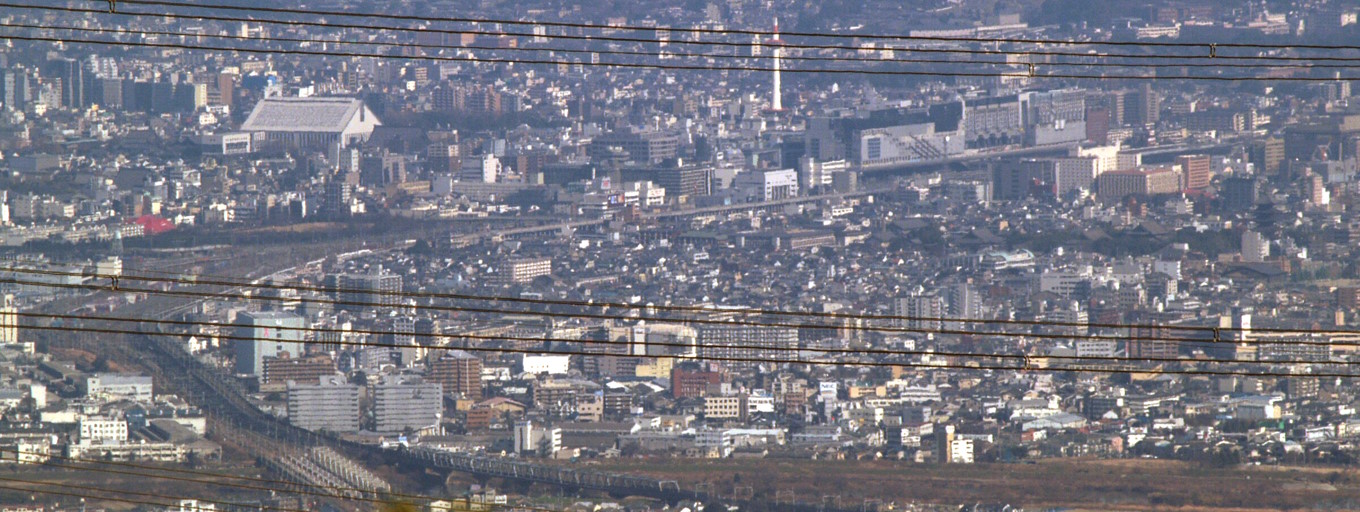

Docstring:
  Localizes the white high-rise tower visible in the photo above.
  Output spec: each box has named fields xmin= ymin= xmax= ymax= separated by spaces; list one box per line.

xmin=768 ymin=18 xmax=783 ymax=111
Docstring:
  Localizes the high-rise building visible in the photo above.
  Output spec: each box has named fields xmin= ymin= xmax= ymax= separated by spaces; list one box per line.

xmin=0 ymin=294 xmax=17 ymax=348
xmin=287 ymin=376 xmax=360 ymax=433
xmin=697 ymin=324 xmax=798 ymax=369
xmin=330 ymin=268 xmax=402 ymax=312
xmin=895 ymin=293 xmax=945 ymax=330
xmin=619 ymin=164 xmax=714 ymax=200
xmin=671 ymin=365 xmax=725 ymax=398
xmin=1085 ymin=106 xmax=1111 ymax=144
xmin=216 ymin=72 xmax=236 ymax=110
xmin=460 ymin=154 xmax=501 ymax=183
xmin=426 ymin=143 xmax=460 ymax=174
xmin=494 ymin=257 xmax=552 ymax=285
xmin=1177 ymin=154 xmax=1212 ymax=191
xmin=1129 ymin=325 xmax=1181 ymax=359
xmin=360 ymin=152 xmax=407 ymax=187
xmin=1 ymin=69 xmax=32 ymax=111
xmin=587 ymin=130 xmax=681 ymax=164
xmin=46 ymin=58 xmax=86 ymax=109
xmin=429 ymin=350 xmax=482 ymax=398
xmin=96 ymin=78 xmax=123 ymax=110
xmin=234 ymin=311 xmax=307 ymax=376
xmin=937 ymin=424 xmax=957 ymax=463
xmin=1125 ymin=84 xmax=1160 ymax=126
xmin=371 ymin=377 xmax=443 ymax=434
xmin=1095 ymin=167 xmax=1181 ymax=203
xmin=262 ymin=354 xmax=338 ymax=387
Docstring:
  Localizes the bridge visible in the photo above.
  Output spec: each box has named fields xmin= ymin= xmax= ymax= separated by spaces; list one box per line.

xmin=405 ymin=447 xmax=682 ymax=497
xmin=400 ymin=446 xmax=864 ymax=512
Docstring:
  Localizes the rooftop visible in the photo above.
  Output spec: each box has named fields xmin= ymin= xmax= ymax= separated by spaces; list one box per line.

xmin=240 ymin=97 xmax=375 ymax=133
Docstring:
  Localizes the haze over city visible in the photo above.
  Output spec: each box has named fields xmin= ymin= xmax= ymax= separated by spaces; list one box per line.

xmin=3 ymin=0 xmax=1360 ymax=511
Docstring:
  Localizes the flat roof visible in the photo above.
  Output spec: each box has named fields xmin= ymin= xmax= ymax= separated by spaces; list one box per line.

xmin=241 ymin=97 xmax=368 ymax=133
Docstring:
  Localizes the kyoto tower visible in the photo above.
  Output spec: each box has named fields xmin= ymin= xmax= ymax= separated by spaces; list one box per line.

xmin=768 ymin=17 xmax=784 ymax=111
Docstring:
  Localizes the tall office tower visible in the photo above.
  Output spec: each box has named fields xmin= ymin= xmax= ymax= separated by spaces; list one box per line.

xmin=330 ymin=267 xmax=402 ymax=312
xmin=371 ymin=377 xmax=443 ymax=434
xmin=1 ymin=70 xmax=32 ymax=111
xmin=894 ymin=293 xmax=946 ymax=330
xmin=46 ymin=58 xmax=85 ymax=109
xmin=287 ymin=376 xmax=361 ymax=433
xmin=0 ymin=294 xmax=17 ymax=349
xmin=1125 ymin=83 xmax=1160 ymax=126
xmin=1177 ymin=154 xmax=1212 ymax=192
xmin=696 ymin=323 xmax=798 ymax=369
xmin=234 ymin=311 xmax=307 ymax=376
xmin=429 ymin=350 xmax=483 ymax=398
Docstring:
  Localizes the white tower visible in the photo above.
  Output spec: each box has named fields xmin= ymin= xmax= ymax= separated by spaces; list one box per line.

xmin=768 ymin=18 xmax=783 ymax=111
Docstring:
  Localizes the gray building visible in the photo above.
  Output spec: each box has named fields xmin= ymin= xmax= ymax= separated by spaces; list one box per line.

xmin=331 ymin=268 xmax=402 ymax=312
xmin=696 ymin=324 xmax=798 ymax=369
xmin=371 ymin=377 xmax=442 ymax=434
xmin=235 ymin=311 xmax=307 ymax=376
xmin=287 ymin=376 xmax=361 ymax=433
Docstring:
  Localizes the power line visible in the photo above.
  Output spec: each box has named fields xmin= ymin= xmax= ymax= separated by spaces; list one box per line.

xmin=16 ymin=2 xmax=1360 ymax=64
xmin=0 ymin=32 xmax=1084 ymax=80
xmin=0 ymin=266 xmax=1253 ymax=336
xmin=13 ymin=23 xmax=1338 ymax=80
xmin=7 ymin=300 xmax=1358 ymax=377
xmin=68 ymin=264 xmax=1345 ymax=339
xmin=0 ymin=268 xmax=1232 ymax=344
xmin=15 ymin=20 xmax=1357 ymax=72
xmin=4 ymin=309 xmax=1261 ymax=368
xmin=106 ymin=0 xmax=1360 ymax=53
xmin=0 ymin=266 xmax=1343 ymax=353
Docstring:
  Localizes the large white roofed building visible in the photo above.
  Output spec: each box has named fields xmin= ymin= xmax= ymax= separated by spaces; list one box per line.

xmin=241 ymin=97 xmax=379 ymax=149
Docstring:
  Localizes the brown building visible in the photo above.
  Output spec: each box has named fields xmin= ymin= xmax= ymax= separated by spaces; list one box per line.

xmin=1128 ymin=326 xmax=1180 ymax=359
xmin=1338 ymin=287 xmax=1360 ymax=310
xmin=1250 ymin=137 xmax=1285 ymax=177
xmin=261 ymin=355 xmax=337 ymax=387
xmin=465 ymin=406 xmax=494 ymax=430
xmin=1096 ymin=167 xmax=1181 ymax=203
xmin=1085 ymin=106 xmax=1110 ymax=145
xmin=671 ymin=366 xmax=725 ymax=399
xmin=1177 ymin=154 xmax=1212 ymax=192
xmin=432 ymin=82 xmax=503 ymax=115
xmin=429 ymin=351 xmax=483 ymax=398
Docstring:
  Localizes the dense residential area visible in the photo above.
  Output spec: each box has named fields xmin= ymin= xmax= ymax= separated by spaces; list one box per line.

xmin=4 ymin=0 xmax=1360 ymax=510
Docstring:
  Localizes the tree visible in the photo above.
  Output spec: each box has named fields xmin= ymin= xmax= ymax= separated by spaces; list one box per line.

xmin=407 ymin=239 xmax=435 ymax=256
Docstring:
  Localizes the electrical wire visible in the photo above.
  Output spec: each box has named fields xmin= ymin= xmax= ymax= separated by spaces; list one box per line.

xmin=8 ymin=22 xmax=1331 ymax=80
xmin=6 ymin=300 xmax=1357 ymax=378
xmin=0 ymin=19 xmax=1018 ymax=69
xmin=16 ymin=20 xmax=1357 ymax=72
xmin=106 ymin=0 xmax=1360 ymax=53
xmin=0 ymin=269 xmax=1237 ymax=345
xmin=15 ymin=2 xmax=1360 ymax=64
xmin=2 ymin=309 xmax=1276 ymax=368
xmin=0 ymin=265 xmax=1264 ymax=336
xmin=0 ymin=32 xmax=1070 ymax=80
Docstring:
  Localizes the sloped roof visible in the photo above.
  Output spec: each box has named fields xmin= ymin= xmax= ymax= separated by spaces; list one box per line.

xmin=241 ymin=97 xmax=368 ymax=133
